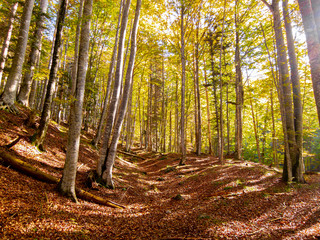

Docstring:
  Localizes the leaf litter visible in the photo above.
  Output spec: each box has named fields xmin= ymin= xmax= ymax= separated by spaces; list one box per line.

xmin=1 ymin=107 xmax=320 ymax=239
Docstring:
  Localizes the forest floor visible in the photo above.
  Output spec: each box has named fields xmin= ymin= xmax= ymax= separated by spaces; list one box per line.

xmin=1 ymin=107 xmax=320 ymax=239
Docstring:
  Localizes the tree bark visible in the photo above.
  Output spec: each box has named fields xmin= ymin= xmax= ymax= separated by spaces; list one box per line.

xmin=179 ymin=3 xmax=186 ymax=165
xmin=97 ymin=0 xmax=131 ymax=178
xmin=58 ymin=0 xmax=92 ymax=201
xmin=0 ymin=1 xmax=18 ymax=88
xmin=70 ymin=0 xmax=84 ymax=96
xmin=31 ymin=0 xmax=68 ymax=150
xmin=92 ymin=0 xmax=124 ymax=148
xmin=298 ymin=0 xmax=320 ymax=126
xmin=283 ymin=0 xmax=305 ymax=182
xmin=101 ymin=0 xmax=141 ymax=188
xmin=17 ymin=0 xmax=49 ymax=106
xmin=0 ymin=0 xmax=35 ymax=111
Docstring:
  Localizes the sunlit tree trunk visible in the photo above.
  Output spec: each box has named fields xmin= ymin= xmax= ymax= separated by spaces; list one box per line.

xmin=0 ymin=1 xmax=18 ymax=89
xmin=204 ymin=69 xmax=212 ymax=155
xmin=179 ymin=3 xmax=186 ymax=165
xmin=97 ymin=0 xmax=131 ymax=178
xmin=283 ymin=0 xmax=305 ymax=182
xmin=235 ymin=0 xmax=243 ymax=160
xmin=218 ymin=0 xmax=227 ymax=164
xmin=58 ymin=0 xmax=92 ymax=201
xmin=100 ymin=0 xmax=141 ymax=188
xmin=17 ymin=0 xmax=48 ymax=106
xmin=31 ymin=0 xmax=68 ymax=150
xmin=92 ymin=0 xmax=124 ymax=148
xmin=0 ymin=0 xmax=35 ymax=111
xmin=70 ymin=0 xmax=84 ymax=96
xmin=298 ymin=0 xmax=320 ymax=126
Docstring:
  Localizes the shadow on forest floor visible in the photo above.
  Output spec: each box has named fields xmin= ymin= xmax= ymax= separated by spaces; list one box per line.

xmin=1 ymin=106 xmax=320 ymax=239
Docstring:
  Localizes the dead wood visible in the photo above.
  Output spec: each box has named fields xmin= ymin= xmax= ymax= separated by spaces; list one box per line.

xmin=117 ymin=149 xmax=145 ymax=159
xmin=0 ymin=148 xmax=125 ymax=209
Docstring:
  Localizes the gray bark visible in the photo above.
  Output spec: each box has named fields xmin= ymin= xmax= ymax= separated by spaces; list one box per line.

xmin=59 ymin=0 xmax=92 ymax=201
xmin=101 ymin=0 xmax=141 ymax=188
xmin=17 ymin=0 xmax=49 ymax=106
xmin=0 ymin=0 xmax=35 ymax=110
xmin=32 ymin=0 xmax=68 ymax=149
xmin=283 ymin=0 xmax=305 ymax=182
xmin=70 ymin=0 xmax=84 ymax=96
xmin=97 ymin=0 xmax=131 ymax=177
xmin=92 ymin=0 xmax=124 ymax=147
xmin=179 ymin=3 xmax=186 ymax=165
xmin=0 ymin=1 xmax=18 ymax=88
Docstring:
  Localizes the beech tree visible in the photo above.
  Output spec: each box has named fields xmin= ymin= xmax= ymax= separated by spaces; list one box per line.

xmin=17 ymin=0 xmax=49 ymax=106
xmin=0 ymin=1 xmax=18 ymax=88
xmin=31 ymin=0 xmax=68 ymax=150
xmin=58 ymin=0 xmax=93 ymax=201
xmin=0 ymin=0 xmax=35 ymax=112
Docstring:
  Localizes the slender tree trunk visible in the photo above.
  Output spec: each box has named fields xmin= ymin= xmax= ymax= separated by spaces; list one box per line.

xmin=204 ymin=69 xmax=212 ymax=155
xmin=311 ymin=0 xmax=320 ymax=42
xmin=31 ymin=0 xmax=68 ymax=150
xmin=283 ymin=0 xmax=305 ymax=182
xmin=270 ymin=89 xmax=278 ymax=167
xmin=235 ymin=0 xmax=243 ymax=160
xmin=97 ymin=0 xmax=131 ymax=178
xmin=17 ymin=0 xmax=49 ymax=106
xmin=179 ymin=3 xmax=186 ymax=165
xmin=219 ymin=0 xmax=227 ymax=164
xmin=91 ymin=0 xmax=124 ymax=147
xmin=58 ymin=0 xmax=92 ymax=201
xmin=298 ymin=0 xmax=320 ymax=126
xmin=101 ymin=0 xmax=141 ymax=188
xmin=0 ymin=1 xmax=18 ymax=88
xmin=0 ymin=0 xmax=35 ymax=111
xmin=250 ymin=95 xmax=262 ymax=163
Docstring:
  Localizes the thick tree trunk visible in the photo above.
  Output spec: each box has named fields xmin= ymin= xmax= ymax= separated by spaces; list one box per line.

xmin=17 ymin=0 xmax=49 ymax=106
xmin=31 ymin=0 xmax=68 ymax=150
xmin=0 ymin=0 xmax=35 ymax=111
xmin=0 ymin=1 xmax=18 ymax=88
xmin=311 ymin=0 xmax=320 ymax=42
xmin=70 ymin=0 xmax=84 ymax=96
xmin=283 ymin=0 xmax=305 ymax=182
xmin=97 ymin=0 xmax=131 ymax=178
xmin=298 ymin=0 xmax=320 ymax=126
xmin=101 ymin=0 xmax=141 ymax=188
xmin=58 ymin=0 xmax=92 ymax=201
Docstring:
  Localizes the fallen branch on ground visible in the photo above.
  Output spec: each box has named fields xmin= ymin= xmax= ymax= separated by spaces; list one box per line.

xmin=117 ymin=150 xmax=145 ymax=160
xmin=0 ymin=148 xmax=125 ymax=209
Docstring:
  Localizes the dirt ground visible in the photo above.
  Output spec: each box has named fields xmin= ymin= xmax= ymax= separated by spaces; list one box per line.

xmin=1 ymin=106 xmax=320 ymax=239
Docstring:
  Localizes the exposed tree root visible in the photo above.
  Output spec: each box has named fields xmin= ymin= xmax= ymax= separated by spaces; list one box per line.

xmin=0 ymin=148 xmax=125 ymax=209
xmin=0 ymin=102 xmax=19 ymax=114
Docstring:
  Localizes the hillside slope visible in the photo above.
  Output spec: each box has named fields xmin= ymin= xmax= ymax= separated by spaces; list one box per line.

xmin=1 ymin=106 xmax=320 ymax=239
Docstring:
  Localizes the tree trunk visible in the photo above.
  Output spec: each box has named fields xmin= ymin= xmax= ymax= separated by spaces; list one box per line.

xmin=250 ymin=96 xmax=262 ymax=163
xmin=97 ymin=0 xmax=131 ymax=178
xmin=311 ymin=0 xmax=320 ymax=42
xmin=58 ymin=0 xmax=92 ymax=201
xmin=283 ymin=0 xmax=305 ymax=182
xmin=0 ymin=1 xmax=18 ymax=89
xmin=179 ymin=3 xmax=186 ymax=165
xmin=70 ymin=0 xmax=84 ymax=96
xmin=219 ymin=0 xmax=227 ymax=164
xmin=298 ymin=0 xmax=320 ymax=126
xmin=101 ymin=0 xmax=141 ymax=188
xmin=235 ymin=0 xmax=243 ymax=160
xmin=31 ymin=0 xmax=68 ymax=150
xmin=17 ymin=0 xmax=49 ymax=106
xmin=0 ymin=0 xmax=35 ymax=111
xmin=92 ymin=0 xmax=123 ymax=148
